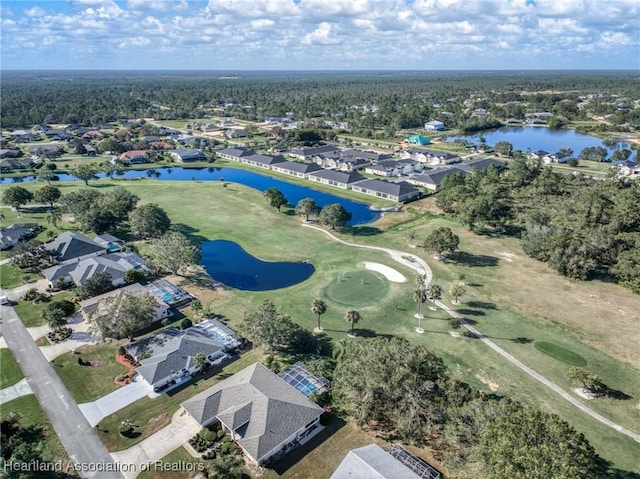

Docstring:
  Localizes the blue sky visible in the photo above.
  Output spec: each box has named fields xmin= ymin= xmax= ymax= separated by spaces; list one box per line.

xmin=1 ymin=0 xmax=638 ymax=70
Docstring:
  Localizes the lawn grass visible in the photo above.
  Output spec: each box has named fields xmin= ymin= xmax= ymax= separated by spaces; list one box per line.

xmin=0 ymin=395 xmax=71 ymax=465
xmin=4 ymin=176 xmax=640 ymax=472
xmin=52 ymin=340 xmax=130 ymax=403
xmin=534 ymin=341 xmax=588 ymax=367
xmin=98 ymin=348 xmax=264 ymax=452
xmin=13 ymin=291 xmax=74 ymax=328
xmin=0 ymin=263 xmax=37 ymax=289
xmin=0 ymin=348 xmax=24 ymax=388
xmin=323 ymin=270 xmax=389 ymax=307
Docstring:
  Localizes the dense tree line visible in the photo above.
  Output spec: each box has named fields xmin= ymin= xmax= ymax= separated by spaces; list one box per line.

xmin=2 ymin=71 xmax=638 ymax=129
xmin=332 ymin=337 xmax=607 ymax=479
xmin=436 ymin=164 xmax=640 ymax=292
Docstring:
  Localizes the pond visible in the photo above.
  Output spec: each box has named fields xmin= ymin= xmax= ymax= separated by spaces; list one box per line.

xmin=200 ymin=239 xmax=315 ymax=291
xmin=1 ymin=166 xmax=380 ymax=226
xmin=445 ymin=126 xmax=633 ymax=160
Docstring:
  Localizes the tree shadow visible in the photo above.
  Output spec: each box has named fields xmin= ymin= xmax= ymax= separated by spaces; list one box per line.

xmin=457 ymin=309 xmax=485 ymax=317
xmin=171 ymin=223 xmax=209 ymax=244
xmin=605 ymin=387 xmax=632 ymax=401
xmin=354 ymin=329 xmax=393 ymax=339
xmin=511 ymin=337 xmax=533 ymax=344
xmin=450 ymin=251 xmax=499 ymax=267
xmin=466 ymin=301 xmax=498 ymax=310
xmin=610 ymin=468 xmax=640 ymax=479
xmin=348 ymin=226 xmax=383 ymax=236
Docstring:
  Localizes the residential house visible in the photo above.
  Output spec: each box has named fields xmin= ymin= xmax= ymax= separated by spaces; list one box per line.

xmin=271 ymin=160 xmax=323 ymax=178
xmin=43 ymin=129 xmax=73 ymax=141
xmin=364 ymin=160 xmax=422 ymax=177
xmin=81 ymin=130 xmax=105 ymax=140
xmin=217 ymin=147 xmax=255 ymax=161
xmin=126 ymin=319 xmax=234 ymax=390
xmin=402 ymin=149 xmax=460 ymax=165
xmin=307 ymin=169 xmax=366 ymax=189
xmin=330 ymin=444 xmax=423 ymax=479
xmin=458 ymin=157 xmax=507 ymax=172
xmin=0 ymin=149 xmax=22 ymax=159
xmin=0 ymin=224 xmax=40 ymax=250
xmin=0 ymin=158 xmax=35 ymax=172
xmin=288 ymin=145 xmax=339 ymax=161
xmin=351 ymin=179 xmax=420 ymax=202
xmin=241 ymin=153 xmax=286 ymax=169
xmin=529 ymin=150 xmax=550 ymax=161
xmin=407 ymin=135 xmax=430 ymax=146
xmin=79 ymin=283 xmax=171 ymax=333
xmin=44 ymin=231 xmax=106 ymax=263
xmin=150 ymin=141 xmax=174 ymax=150
xmin=29 ymin=144 xmax=63 ymax=159
xmin=472 ymin=108 xmax=489 ymax=117
xmin=314 ymin=154 xmax=369 ymax=172
xmin=119 ymin=150 xmax=148 ymax=165
xmin=224 ymin=129 xmax=247 ymax=139
xmin=341 ymin=149 xmax=392 ymax=162
xmin=543 ymin=151 xmax=571 ymax=164
xmin=401 ymin=148 xmax=430 ymax=162
xmin=407 ymin=167 xmax=467 ymax=191
xmin=42 ymin=251 xmax=147 ymax=289
xmin=170 ymin=148 xmax=207 ymax=163
xmin=181 ymin=362 xmax=324 ymax=465
xmin=424 ymin=120 xmax=446 ymax=131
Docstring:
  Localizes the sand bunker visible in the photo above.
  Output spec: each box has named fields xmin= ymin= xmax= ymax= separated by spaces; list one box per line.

xmin=362 ymin=262 xmax=406 ymax=283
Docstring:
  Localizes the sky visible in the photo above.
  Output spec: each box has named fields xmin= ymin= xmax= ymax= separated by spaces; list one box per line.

xmin=1 ymin=0 xmax=639 ymax=71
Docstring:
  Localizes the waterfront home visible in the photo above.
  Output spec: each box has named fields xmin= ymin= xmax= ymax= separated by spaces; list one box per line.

xmin=307 ymin=169 xmax=366 ymax=189
xmin=351 ymin=179 xmax=420 ymax=202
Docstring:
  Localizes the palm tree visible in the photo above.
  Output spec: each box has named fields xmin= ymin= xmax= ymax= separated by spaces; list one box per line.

xmin=414 ymin=273 xmax=426 ymax=290
xmin=47 ymin=208 xmax=63 ymax=229
xmin=43 ymin=308 xmax=67 ymax=331
xmin=193 ymin=352 xmax=207 ymax=371
xmin=413 ymin=289 xmax=427 ymax=318
xmin=428 ymin=283 xmax=443 ymax=310
xmin=207 ymin=453 xmax=244 ymax=479
xmin=311 ymin=299 xmax=328 ymax=332
xmin=345 ymin=310 xmax=361 ymax=337
xmin=408 ymin=231 xmax=417 ymax=247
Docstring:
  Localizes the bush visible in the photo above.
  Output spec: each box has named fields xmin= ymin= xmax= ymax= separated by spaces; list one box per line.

xmin=49 ymin=300 xmax=75 ymax=316
xmin=181 ymin=318 xmax=193 ymax=330
xmin=216 ymin=429 xmax=226 ymax=440
xmin=117 ymin=346 xmax=126 ymax=356
xmin=220 ymin=442 xmax=238 ymax=455
xmin=202 ymin=450 xmax=216 ymax=460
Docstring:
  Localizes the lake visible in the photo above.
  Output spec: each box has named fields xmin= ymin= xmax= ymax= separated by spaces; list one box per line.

xmin=1 ymin=166 xmax=381 ymax=225
xmin=445 ymin=126 xmax=632 ymax=159
xmin=200 ymin=239 xmax=315 ymax=291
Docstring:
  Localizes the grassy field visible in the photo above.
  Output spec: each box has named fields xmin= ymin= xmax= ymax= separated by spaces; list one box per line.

xmin=52 ymin=340 xmax=130 ymax=403
xmin=13 ymin=291 xmax=74 ymax=328
xmin=0 ymin=348 xmax=24 ymax=388
xmin=0 ymin=262 xmax=39 ymax=289
xmin=2 ymin=175 xmax=639 ymax=472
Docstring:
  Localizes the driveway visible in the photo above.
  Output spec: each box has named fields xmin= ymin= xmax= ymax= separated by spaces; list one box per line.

xmin=78 ymin=375 xmax=156 ymax=427
xmin=1 ymin=303 xmax=123 ymax=479
xmin=110 ymin=409 xmax=202 ymax=479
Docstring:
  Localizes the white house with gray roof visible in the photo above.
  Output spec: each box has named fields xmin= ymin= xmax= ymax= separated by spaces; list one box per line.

xmin=288 ymin=145 xmax=339 ymax=160
xmin=351 ymin=179 xmax=420 ymax=202
xmin=271 ymin=160 xmax=323 ymax=178
xmin=241 ymin=153 xmax=286 ymax=169
xmin=182 ymin=362 xmax=324 ymax=465
xmin=307 ymin=169 xmax=366 ymax=189
xmin=217 ymin=147 xmax=254 ymax=161
xmin=126 ymin=321 xmax=229 ymax=390
xmin=42 ymin=251 xmax=147 ymax=289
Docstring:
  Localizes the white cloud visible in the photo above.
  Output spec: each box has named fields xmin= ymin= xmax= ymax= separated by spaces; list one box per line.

xmin=302 ymin=22 xmax=341 ymax=45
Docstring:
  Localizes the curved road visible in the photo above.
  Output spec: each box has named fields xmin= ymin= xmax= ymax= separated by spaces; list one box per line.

xmin=302 ymin=223 xmax=640 ymax=444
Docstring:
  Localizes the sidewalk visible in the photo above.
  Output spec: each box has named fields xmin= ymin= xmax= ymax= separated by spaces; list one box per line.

xmin=0 ymin=378 xmax=33 ymax=403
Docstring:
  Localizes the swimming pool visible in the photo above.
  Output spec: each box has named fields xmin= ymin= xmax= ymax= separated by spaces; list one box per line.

xmin=278 ymin=362 xmax=330 ymax=398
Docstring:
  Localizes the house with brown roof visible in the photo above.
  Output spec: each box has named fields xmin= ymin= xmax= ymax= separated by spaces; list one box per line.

xmin=119 ymin=150 xmax=148 ymax=164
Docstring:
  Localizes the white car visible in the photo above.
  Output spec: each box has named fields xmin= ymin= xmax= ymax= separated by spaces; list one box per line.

xmin=0 ymin=294 xmax=9 ymax=305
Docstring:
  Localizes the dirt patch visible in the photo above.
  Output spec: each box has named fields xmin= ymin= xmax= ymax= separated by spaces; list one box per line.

xmin=574 ymin=387 xmax=596 ymax=400
xmin=498 ymin=251 xmax=518 ymax=262
xmin=89 ymin=361 xmax=102 ymax=368
xmin=475 ymin=372 xmax=500 ymax=392
xmin=145 ymin=413 xmax=169 ymax=436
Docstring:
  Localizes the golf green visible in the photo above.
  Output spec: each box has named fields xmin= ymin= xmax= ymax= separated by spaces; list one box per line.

xmin=324 ymin=269 xmax=389 ymax=307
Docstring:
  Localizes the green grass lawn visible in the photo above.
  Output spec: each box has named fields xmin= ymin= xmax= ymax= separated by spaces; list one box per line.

xmin=0 ymin=395 xmax=71 ymax=465
xmin=0 ymin=348 xmax=24 ymax=388
xmin=4 ymin=175 xmax=640 ymax=473
xmin=136 ymin=447 xmax=205 ymax=479
xmin=534 ymin=341 xmax=588 ymax=367
xmin=13 ymin=291 xmax=74 ymax=328
xmin=0 ymin=263 xmax=38 ymax=289
xmin=52 ymin=341 xmax=130 ymax=403
xmin=323 ymin=270 xmax=389 ymax=308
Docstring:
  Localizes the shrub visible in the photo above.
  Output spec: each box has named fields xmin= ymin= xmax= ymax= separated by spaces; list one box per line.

xmin=49 ymin=300 xmax=75 ymax=316
xmin=216 ymin=429 xmax=226 ymax=440
xmin=117 ymin=346 xmax=126 ymax=356
xmin=202 ymin=450 xmax=216 ymax=460
xmin=181 ymin=318 xmax=193 ymax=330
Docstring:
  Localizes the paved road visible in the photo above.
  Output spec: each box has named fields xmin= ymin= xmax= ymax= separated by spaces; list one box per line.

xmin=1 ymin=303 xmax=124 ymax=478
xmin=303 ymin=223 xmax=640 ymax=444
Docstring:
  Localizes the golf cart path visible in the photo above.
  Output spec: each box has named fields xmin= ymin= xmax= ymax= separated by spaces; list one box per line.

xmin=302 ymin=223 xmax=640 ymax=444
